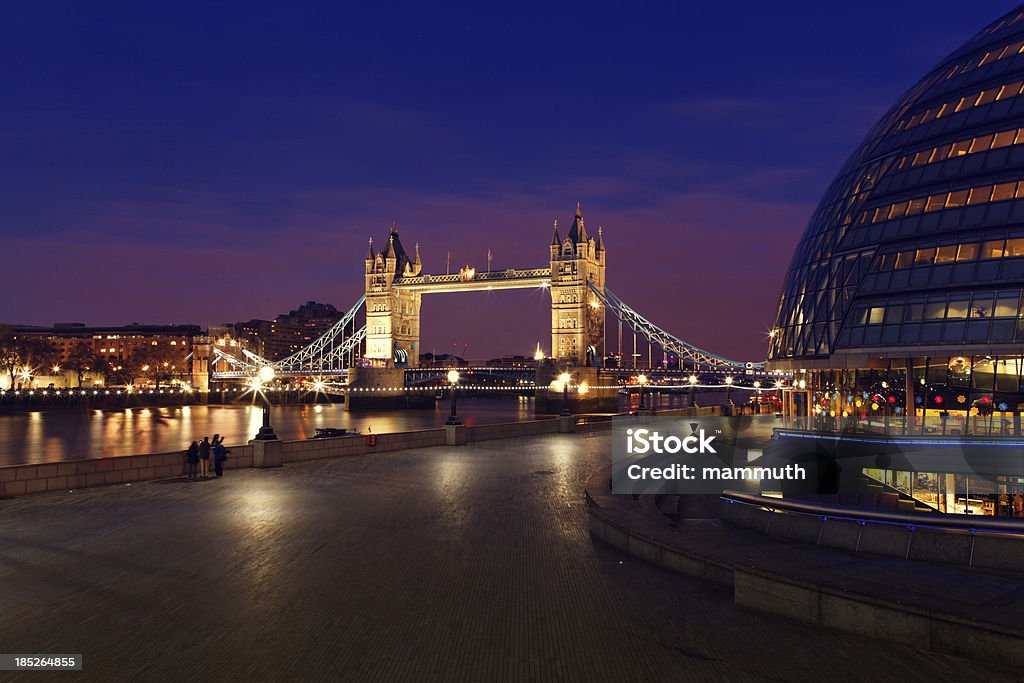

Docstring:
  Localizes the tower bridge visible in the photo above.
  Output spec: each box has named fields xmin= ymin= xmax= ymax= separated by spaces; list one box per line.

xmin=207 ymin=205 xmax=769 ymax=410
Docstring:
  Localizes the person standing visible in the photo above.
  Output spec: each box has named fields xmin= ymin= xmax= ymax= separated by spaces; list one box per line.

xmin=198 ymin=436 xmax=211 ymax=479
xmin=185 ymin=441 xmax=199 ymax=481
xmin=212 ymin=435 xmax=228 ymax=477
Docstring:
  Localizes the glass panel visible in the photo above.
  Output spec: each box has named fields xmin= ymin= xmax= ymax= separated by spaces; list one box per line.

xmin=924 ymin=301 xmax=947 ymax=319
xmin=888 ymin=201 xmax=909 ymax=219
xmin=885 ymin=305 xmax=904 ymax=324
xmin=982 ymin=240 xmax=1006 ymax=259
xmin=912 ymin=150 xmax=931 ymax=166
xmin=992 ymin=182 xmax=1017 ymax=201
xmin=868 ymin=307 xmax=885 ymax=324
xmin=915 ymin=247 xmax=936 ymax=264
xmin=967 ymin=187 xmax=991 ymax=204
xmin=935 ymin=245 xmax=958 ymax=263
xmin=957 ymin=243 xmax=979 ymax=261
xmin=977 ymin=90 xmax=998 ymax=106
xmin=946 ymin=298 xmax=970 ymax=318
xmin=946 ymin=189 xmax=970 ymax=207
xmin=878 ymin=253 xmax=896 ymax=270
xmin=992 ymin=130 xmax=1017 ymax=148
xmin=998 ymin=82 xmax=1024 ymax=99
xmin=931 ymin=143 xmax=952 ymax=161
xmin=895 ymin=251 xmax=915 ymax=269
xmin=995 ymin=293 xmax=1021 ymax=317
xmin=905 ymin=303 xmax=924 ymax=321
xmin=1005 ymin=237 xmax=1024 ymax=257
xmin=970 ymin=134 xmax=994 ymax=152
xmin=950 ymin=140 xmax=972 ymax=156
xmin=907 ymin=197 xmax=926 ymax=215
xmin=971 ymin=294 xmax=995 ymax=317
xmin=926 ymin=194 xmax=947 ymax=212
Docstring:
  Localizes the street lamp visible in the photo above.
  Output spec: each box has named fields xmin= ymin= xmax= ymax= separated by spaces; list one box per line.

xmin=637 ymin=373 xmax=648 ymax=412
xmin=446 ymin=369 xmax=462 ymax=425
xmin=559 ymin=372 xmax=572 ymax=416
xmin=753 ymin=380 xmax=761 ymax=413
xmin=255 ymin=366 xmax=278 ymax=440
xmin=688 ymin=374 xmax=698 ymax=407
xmin=725 ymin=375 xmax=734 ymax=405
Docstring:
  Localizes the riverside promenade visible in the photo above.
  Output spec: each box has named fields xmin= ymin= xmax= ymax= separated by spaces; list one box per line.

xmin=0 ymin=431 xmax=1016 ymax=681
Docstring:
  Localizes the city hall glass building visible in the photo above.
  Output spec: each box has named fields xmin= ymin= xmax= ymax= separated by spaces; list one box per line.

xmin=769 ymin=5 xmax=1024 ymax=437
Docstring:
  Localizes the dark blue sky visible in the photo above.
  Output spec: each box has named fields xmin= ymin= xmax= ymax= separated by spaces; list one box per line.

xmin=1 ymin=1 xmax=1017 ymax=360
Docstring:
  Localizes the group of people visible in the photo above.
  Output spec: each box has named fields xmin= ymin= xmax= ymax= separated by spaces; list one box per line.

xmin=184 ymin=435 xmax=229 ymax=480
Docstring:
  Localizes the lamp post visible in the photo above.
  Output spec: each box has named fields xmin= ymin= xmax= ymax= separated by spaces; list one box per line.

xmin=637 ymin=373 xmax=648 ymax=413
xmin=753 ymin=380 xmax=761 ymax=415
xmin=688 ymin=374 xmax=698 ymax=407
xmin=254 ymin=366 xmax=278 ymax=440
xmin=725 ymin=375 xmax=734 ymax=405
xmin=446 ymin=369 xmax=461 ymax=425
xmin=559 ymin=372 xmax=572 ymax=416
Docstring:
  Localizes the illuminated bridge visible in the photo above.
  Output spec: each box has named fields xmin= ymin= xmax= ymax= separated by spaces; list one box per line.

xmin=209 ymin=207 xmax=772 ymax=393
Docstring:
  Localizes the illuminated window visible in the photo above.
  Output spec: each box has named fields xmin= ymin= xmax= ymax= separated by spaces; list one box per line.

xmin=970 ymin=134 xmax=994 ymax=153
xmin=998 ymin=82 xmax=1024 ymax=100
xmin=995 ymin=294 xmax=1021 ymax=317
xmin=982 ymin=239 xmax=1006 ymax=259
xmin=967 ymin=186 xmax=991 ymax=204
xmin=950 ymin=140 xmax=972 ymax=157
xmin=868 ymin=307 xmax=885 ymax=324
xmin=915 ymin=247 xmax=936 ymax=265
xmin=993 ymin=182 xmax=1017 ymax=201
xmin=946 ymin=189 xmax=970 ymax=208
xmin=895 ymin=251 xmax=915 ymax=269
xmin=957 ymin=243 xmax=978 ymax=261
xmin=935 ymin=245 xmax=958 ymax=263
xmin=946 ymin=298 xmax=969 ymax=319
xmin=888 ymin=201 xmax=909 ymax=219
xmin=1005 ymin=237 xmax=1024 ymax=257
xmin=976 ymin=90 xmax=998 ymax=107
xmin=992 ymin=130 xmax=1016 ymax=148
xmin=912 ymin=150 xmax=931 ymax=166
xmin=907 ymin=198 xmax=926 ymax=215
xmin=925 ymin=194 xmax=947 ymax=212
xmin=924 ymin=300 xmax=947 ymax=319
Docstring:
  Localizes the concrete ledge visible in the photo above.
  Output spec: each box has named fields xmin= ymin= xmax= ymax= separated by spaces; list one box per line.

xmin=585 ymin=466 xmax=1024 ymax=668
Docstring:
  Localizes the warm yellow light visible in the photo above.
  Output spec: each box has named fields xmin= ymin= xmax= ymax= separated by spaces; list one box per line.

xmin=534 ymin=344 xmax=545 ymax=361
xmin=258 ymin=366 xmax=276 ymax=383
xmin=589 ymin=299 xmax=600 ymax=309
xmin=775 ymin=381 xmax=783 ymax=388
xmin=312 ymin=380 xmax=326 ymax=392
xmin=688 ymin=375 xmax=698 ymax=384
xmin=559 ymin=372 xmax=571 ymax=385
xmin=753 ymin=381 xmax=761 ymax=388
xmin=447 ymin=369 xmax=460 ymax=384
xmin=725 ymin=376 xmax=734 ymax=385
xmin=798 ymin=379 xmax=806 ymax=389
xmin=577 ymin=381 xmax=589 ymax=395
xmin=637 ymin=374 xmax=648 ymax=385
xmin=52 ymin=365 xmax=61 ymax=373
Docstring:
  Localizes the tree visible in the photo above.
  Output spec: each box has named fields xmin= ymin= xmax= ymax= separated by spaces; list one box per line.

xmin=0 ymin=331 xmax=58 ymax=389
xmin=134 ymin=343 xmax=187 ymax=389
xmin=65 ymin=341 xmax=104 ymax=387
xmin=0 ymin=327 xmax=18 ymax=389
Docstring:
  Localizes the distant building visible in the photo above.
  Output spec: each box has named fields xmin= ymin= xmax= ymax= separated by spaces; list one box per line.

xmin=229 ymin=302 xmax=343 ymax=361
xmin=11 ymin=323 xmax=201 ymax=366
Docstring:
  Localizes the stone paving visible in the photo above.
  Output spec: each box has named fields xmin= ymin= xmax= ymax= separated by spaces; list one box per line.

xmin=0 ymin=432 xmax=1016 ymax=681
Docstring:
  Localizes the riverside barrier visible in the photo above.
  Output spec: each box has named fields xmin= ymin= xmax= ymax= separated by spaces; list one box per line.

xmin=0 ymin=416 xmax=613 ymax=499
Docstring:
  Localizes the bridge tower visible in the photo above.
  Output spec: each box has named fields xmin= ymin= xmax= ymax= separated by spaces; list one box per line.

xmin=364 ymin=227 xmax=423 ymax=367
xmin=549 ymin=204 xmax=606 ymax=366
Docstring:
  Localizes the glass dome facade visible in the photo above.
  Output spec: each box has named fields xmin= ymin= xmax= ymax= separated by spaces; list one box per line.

xmin=770 ymin=5 xmax=1024 ymax=366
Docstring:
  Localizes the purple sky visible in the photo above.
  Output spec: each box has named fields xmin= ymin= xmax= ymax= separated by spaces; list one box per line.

xmin=0 ymin=1 xmax=1016 ymax=360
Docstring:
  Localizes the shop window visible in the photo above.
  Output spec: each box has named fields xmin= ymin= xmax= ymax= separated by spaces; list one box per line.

xmin=982 ymin=240 xmax=1006 ymax=259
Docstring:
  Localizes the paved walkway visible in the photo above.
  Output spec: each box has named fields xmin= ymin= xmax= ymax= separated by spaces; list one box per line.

xmin=0 ymin=432 xmax=1015 ymax=681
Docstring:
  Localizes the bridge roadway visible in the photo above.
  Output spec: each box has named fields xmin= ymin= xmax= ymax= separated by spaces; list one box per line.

xmin=0 ymin=433 xmax=1006 ymax=681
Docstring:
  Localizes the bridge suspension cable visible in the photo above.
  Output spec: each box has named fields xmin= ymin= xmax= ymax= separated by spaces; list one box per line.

xmin=211 ymin=296 xmax=366 ymax=378
xmin=588 ymin=283 xmax=764 ymax=370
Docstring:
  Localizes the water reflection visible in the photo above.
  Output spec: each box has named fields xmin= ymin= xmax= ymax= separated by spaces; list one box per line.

xmin=0 ymin=397 xmax=546 ymax=465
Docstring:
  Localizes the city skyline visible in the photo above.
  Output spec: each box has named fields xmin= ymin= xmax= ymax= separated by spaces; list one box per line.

xmin=1 ymin=1 xmax=1016 ymax=360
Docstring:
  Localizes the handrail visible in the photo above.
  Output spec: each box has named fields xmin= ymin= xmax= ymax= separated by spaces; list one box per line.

xmin=721 ymin=489 xmax=1024 ymax=533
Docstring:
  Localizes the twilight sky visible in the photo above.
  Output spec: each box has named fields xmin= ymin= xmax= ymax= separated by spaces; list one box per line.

xmin=0 ymin=1 xmax=1017 ymax=360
